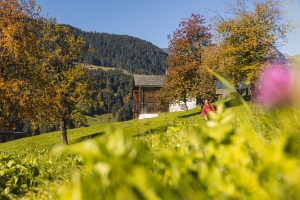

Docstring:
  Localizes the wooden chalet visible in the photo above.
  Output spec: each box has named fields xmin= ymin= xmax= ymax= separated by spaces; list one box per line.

xmin=0 ymin=123 xmax=28 ymax=143
xmin=132 ymin=75 xmax=168 ymax=119
xmin=0 ymin=123 xmax=15 ymax=143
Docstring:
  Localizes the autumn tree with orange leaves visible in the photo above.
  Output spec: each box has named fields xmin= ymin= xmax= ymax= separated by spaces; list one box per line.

xmin=0 ymin=0 xmax=42 ymax=126
xmin=0 ymin=0 xmax=96 ymax=145
xmin=158 ymin=14 xmax=215 ymax=110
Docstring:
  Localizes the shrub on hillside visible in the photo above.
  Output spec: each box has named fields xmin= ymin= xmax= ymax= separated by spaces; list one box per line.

xmin=0 ymin=155 xmax=39 ymax=199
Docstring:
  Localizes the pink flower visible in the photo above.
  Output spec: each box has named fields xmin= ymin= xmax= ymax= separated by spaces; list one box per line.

xmin=255 ymin=62 xmax=292 ymax=108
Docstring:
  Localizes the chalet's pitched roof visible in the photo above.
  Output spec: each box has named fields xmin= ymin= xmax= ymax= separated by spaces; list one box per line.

xmin=134 ymin=75 xmax=165 ymax=87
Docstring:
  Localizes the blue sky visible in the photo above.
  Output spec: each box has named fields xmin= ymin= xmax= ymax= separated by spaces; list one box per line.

xmin=35 ymin=0 xmax=300 ymax=56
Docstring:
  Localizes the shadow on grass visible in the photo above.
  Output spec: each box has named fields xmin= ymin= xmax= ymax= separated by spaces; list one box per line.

xmin=71 ymin=132 xmax=105 ymax=144
xmin=178 ymin=111 xmax=201 ymax=119
xmin=133 ymin=126 xmax=168 ymax=137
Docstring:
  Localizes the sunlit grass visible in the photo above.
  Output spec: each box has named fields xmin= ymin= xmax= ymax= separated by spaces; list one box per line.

xmin=2 ymin=102 xmax=300 ymax=199
xmin=0 ymin=106 xmax=202 ymax=152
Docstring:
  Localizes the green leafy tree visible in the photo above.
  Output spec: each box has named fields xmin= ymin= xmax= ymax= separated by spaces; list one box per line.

xmin=159 ymin=14 xmax=214 ymax=109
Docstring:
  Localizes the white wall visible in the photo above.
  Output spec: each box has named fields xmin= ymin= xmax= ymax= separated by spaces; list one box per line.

xmin=169 ymin=98 xmax=197 ymax=112
xmin=138 ymin=98 xmax=197 ymax=120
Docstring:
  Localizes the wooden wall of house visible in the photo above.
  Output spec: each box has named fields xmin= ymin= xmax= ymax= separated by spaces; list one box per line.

xmin=133 ymin=89 xmax=140 ymax=118
xmin=143 ymin=90 xmax=160 ymax=113
xmin=0 ymin=125 xmax=15 ymax=143
xmin=0 ymin=134 xmax=14 ymax=143
xmin=132 ymin=86 xmax=168 ymax=118
xmin=0 ymin=125 xmax=14 ymax=133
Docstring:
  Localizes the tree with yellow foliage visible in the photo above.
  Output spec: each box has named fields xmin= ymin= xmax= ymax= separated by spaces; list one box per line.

xmin=214 ymin=0 xmax=290 ymax=86
xmin=30 ymin=23 xmax=96 ymax=145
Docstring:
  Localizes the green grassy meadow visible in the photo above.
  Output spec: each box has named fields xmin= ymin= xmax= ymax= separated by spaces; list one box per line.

xmin=0 ymin=106 xmax=202 ymax=199
xmin=0 ymin=107 xmax=202 ymax=152
xmin=1 ymin=103 xmax=300 ymax=199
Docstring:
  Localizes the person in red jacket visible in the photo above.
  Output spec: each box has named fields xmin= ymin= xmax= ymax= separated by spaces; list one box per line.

xmin=202 ymin=99 xmax=215 ymax=120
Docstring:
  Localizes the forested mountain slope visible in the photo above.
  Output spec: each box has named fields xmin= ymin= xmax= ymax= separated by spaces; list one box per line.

xmin=68 ymin=25 xmax=168 ymax=75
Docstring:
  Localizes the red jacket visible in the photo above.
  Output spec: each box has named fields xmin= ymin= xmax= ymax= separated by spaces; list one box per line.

xmin=202 ymin=104 xmax=215 ymax=117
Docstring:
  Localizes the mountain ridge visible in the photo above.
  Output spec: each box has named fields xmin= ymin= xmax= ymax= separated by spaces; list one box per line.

xmin=67 ymin=25 xmax=168 ymax=75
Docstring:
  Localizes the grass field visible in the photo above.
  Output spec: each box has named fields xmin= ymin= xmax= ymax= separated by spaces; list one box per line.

xmin=1 ymin=103 xmax=300 ymax=199
xmin=0 ymin=106 xmax=203 ymax=198
xmin=0 ymin=107 xmax=202 ymax=151
xmin=85 ymin=113 xmax=118 ymax=126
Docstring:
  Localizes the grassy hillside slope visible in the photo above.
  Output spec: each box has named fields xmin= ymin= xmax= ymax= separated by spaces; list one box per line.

xmin=1 ymin=102 xmax=300 ymax=199
xmin=0 ymin=107 xmax=201 ymax=151
xmin=0 ymin=106 xmax=201 ymax=198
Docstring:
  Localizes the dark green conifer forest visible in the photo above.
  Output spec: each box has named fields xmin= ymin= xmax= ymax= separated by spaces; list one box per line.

xmin=86 ymin=69 xmax=134 ymax=121
xmin=68 ymin=25 xmax=168 ymax=75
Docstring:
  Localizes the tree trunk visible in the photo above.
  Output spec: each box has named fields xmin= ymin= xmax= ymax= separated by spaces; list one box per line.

xmin=183 ymin=91 xmax=188 ymax=111
xmin=184 ymin=100 xmax=189 ymax=111
xmin=60 ymin=118 xmax=68 ymax=145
